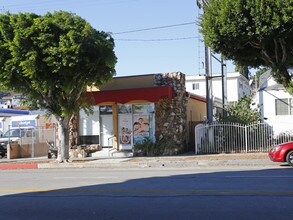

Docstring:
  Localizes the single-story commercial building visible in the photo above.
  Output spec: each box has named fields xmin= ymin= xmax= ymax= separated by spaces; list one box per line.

xmin=78 ymin=72 xmax=206 ymax=154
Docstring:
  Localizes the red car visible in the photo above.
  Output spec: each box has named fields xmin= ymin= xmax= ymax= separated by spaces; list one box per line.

xmin=269 ymin=141 xmax=293 ymax=166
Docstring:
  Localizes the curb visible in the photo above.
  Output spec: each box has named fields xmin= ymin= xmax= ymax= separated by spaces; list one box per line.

xmin=0 ymin=161 xmax=280 ymax=170
xmin=0 ymin=155 xmax=283 ymax=170
xmin=37 ymin=160 xmax=280 ymax=169
xmin=0 ymin=163 xmax=38 ymax=170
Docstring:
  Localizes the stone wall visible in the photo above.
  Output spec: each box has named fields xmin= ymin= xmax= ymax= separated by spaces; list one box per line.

xmin=154 ymin=72 xmax=187 ymax=152
xmin=69 ymin=144 xmax=101 ymax=158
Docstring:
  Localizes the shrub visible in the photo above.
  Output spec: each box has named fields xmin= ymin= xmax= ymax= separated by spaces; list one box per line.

xmin=133 ymin=138 xmax=180 ymax=156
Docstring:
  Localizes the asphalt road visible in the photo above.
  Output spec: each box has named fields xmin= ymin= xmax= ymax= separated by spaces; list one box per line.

xmin=0 ymin=167 xmax=292 ymax=220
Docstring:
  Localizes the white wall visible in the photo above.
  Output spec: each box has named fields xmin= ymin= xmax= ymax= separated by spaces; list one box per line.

xmin=254 ymin=75 xmax=293 ymax=135
xmin=186 ymin=72 xmax=251 ymax=103
xmin=262 ymin=89 xmax=293 ymax=123
xmin=79 ymin=106 xmax=100 ymax=136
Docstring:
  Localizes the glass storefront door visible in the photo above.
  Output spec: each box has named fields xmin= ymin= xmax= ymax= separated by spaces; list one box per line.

xmin=99 ymin=106 xmax=113 ymax=147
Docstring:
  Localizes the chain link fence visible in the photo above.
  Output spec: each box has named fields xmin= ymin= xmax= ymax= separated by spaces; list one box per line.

xmin=3 ymin=126 xmax=56 ymax=159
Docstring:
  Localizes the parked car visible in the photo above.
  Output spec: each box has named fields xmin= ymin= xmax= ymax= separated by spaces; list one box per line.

xmin=269 ymin=141 xmax=293 ymax=166
xmin=0 ymin=128 xmax=34 ymax=157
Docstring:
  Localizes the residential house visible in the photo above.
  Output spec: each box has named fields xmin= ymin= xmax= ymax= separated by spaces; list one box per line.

xmin=253 ymin=70 xmax=293 ymax=135
xmin=0 ymin=93 xmax=26 ymax=109
xmin=185 ymin=72 xmax=251 ymax=103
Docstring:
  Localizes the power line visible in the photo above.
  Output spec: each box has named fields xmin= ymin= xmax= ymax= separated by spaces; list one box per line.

xmin=114 ymin=36 xmax=198 ymax=42
xmin=112 ymin=22 xmax=196 ymax=35
xmin=3 ymin=0 xmax=141 ymax=11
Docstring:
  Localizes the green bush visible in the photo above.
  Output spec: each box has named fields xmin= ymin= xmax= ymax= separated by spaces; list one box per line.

xmin=133 ymin=138 xmax=180 ymax=156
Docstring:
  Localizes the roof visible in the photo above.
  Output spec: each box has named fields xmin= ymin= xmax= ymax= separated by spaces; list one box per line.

xmin=187 ymin=92 xmax=206 ymax=103
xmin=258 ymin=69 xmax=287 ymax=91
xmin=0 ymin=109 xmax=30 ymax=116
xmin=185 ymin=72 xmax=249 ymax=82
xmin=266 ymin=84 xmax=285 ymax=91
xmin=258 ymin=69 xmax=272 ymax=88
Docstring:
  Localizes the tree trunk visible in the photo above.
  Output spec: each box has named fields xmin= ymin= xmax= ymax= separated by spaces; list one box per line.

xmin=69 ymin=114 xmax=79 ymax=148
xmin=57 ymin=116 xmax=70 ymax=163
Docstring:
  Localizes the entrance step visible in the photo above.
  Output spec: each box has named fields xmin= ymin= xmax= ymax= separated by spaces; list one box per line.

xmin=90 ymin=148 xmax=133 ymax=158
xmin=112 ymin=150 xmax=133 ymax=158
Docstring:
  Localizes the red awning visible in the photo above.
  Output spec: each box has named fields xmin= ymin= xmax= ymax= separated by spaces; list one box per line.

xmin=87 ymin=86 xmax=174 ymax=104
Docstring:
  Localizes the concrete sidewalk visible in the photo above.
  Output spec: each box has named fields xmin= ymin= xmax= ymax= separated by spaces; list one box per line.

xmin=0 ymin=153 xmax=286 ymax=170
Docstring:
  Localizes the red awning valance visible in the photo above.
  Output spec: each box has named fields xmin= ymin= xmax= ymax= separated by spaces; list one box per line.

xmin=87 ymin=86 xmax=174 ymax=104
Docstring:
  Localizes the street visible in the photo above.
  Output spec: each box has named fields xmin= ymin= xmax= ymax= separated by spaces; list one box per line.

xmin=0 ymin=166 xmax=292 ymax=220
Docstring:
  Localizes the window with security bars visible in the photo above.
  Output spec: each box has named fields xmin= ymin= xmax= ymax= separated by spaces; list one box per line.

xmin=275 ymin=98 xmax=293 ymax=115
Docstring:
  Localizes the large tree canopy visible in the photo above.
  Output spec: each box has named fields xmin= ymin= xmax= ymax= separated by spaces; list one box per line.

xmin=200 ymin=0 xmax=293 ymax=92
xmin=0 ymin=11 xmax=117 ymax=161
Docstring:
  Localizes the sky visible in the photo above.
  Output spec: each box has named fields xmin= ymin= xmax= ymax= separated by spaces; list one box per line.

xmin=0 ymin=0 xmax=236 ymax=77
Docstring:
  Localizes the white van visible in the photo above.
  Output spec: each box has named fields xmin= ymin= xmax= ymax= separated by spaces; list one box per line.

xmin=0 ymin=128 xmax=34 ymax=157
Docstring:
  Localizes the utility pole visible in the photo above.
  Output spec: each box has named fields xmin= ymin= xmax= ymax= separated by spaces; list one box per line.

xmin=205 ymin=46 xmax=213 ymax=123
xmin=196 ymin=0 xmax=228 ymax=122
xmin=197 ymin=0 xmax=213 ymax=124
xmin=221 ymin=58 xmax=227 ymax=116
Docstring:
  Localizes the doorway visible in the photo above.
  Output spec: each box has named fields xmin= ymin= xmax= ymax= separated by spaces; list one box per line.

xmin=100 ymin=106 xmax=113 ymax=148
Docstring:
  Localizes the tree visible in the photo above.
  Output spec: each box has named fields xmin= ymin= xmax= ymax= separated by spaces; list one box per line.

xmin=235 ymin=62 xmax=250 ymax=79
xmin=217 ymin=95 xmax=260 ymax=124
xmin=0 ymin=11 xmax=117 ymax=162
xmin=200 ymin=0 xmax=293 ymax=93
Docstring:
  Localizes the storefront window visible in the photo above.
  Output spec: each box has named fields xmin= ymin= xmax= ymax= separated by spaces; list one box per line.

xmin=133 ymin=104 xmax=154 ymax=114
xmin=118 ymin=104 xmax=132 ymax=149
xmin=133 ymin=104 xmax=154 ymax=144
xmin=99 ymin=106 xmax=112 ymax=114
xmin=118 ymin=103 xmax=155 ymax=148
xmin=118 ymin=104 xmax=132 ymax=114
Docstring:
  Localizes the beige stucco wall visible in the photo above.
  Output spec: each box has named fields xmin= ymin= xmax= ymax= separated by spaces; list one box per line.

xmin=186 ymin=98 xmax=206 ymax=122
xmin=7 ymin=143 xmax=49 ymax=159
xmin=186 ymin=97 xmax=206 ymax=149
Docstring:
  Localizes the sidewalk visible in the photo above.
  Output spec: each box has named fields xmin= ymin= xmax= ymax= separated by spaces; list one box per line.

xmin=0 ymin=152 xmax=284 ymax=170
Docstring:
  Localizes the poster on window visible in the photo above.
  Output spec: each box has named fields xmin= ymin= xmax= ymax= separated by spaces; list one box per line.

xmin=119 ymin=114 xmax=132 ymax=146
xmin=133 ymin=114 xmax=150 ymax=144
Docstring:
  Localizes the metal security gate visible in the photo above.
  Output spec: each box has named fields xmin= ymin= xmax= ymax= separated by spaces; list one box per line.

xmin=195 ymin=122 xmax=293 ymax=154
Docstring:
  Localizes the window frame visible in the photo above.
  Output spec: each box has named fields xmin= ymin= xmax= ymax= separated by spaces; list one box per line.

xmin=275 ymin=98 xmax=293 ymax=115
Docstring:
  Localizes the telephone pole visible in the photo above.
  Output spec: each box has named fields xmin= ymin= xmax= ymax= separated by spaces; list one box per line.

xmin=196 ymin=0 xmax=227 ymax=122
xmin=196 ymin=0 xmax=213 ymax=124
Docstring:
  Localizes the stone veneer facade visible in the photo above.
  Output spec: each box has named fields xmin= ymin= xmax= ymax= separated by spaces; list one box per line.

xmin=154 ymin=72 xmax=187 ymax=151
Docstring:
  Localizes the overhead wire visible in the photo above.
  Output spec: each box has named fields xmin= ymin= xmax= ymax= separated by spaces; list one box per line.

xmin=114 ymin=37 xmax=198 ymax=42
xmin=2 ymin=1 xmax=197 ymax=43
xmin=112 ymin=21 xmax=197 ymax=42
xmin=2 ymin=0 xmax=141 ymax=11
xmin=112 ymin=22 xmax=196 ymax=35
